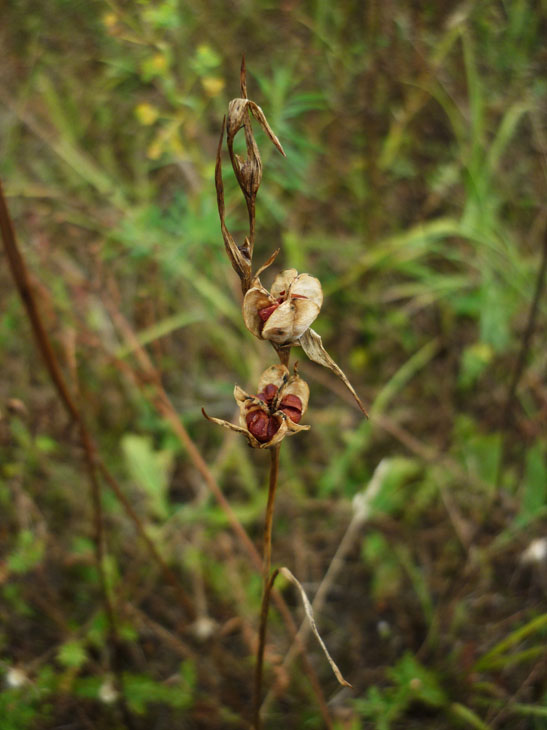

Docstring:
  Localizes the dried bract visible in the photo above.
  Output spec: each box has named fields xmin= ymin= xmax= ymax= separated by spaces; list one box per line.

xmin=202 ymin=364 xmax=310 ymax=449
xmin=215 ymin=116 xmax=252 ymax=288
xmin=300 ymin=328 xmax=368 ymax=416
xmin=227 ymin=98 xmax=263 ymax=200
xmin=243 ymin=269 xmax=323 ymax=345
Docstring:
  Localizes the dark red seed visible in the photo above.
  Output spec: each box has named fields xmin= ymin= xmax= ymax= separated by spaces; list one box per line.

xmin=246 ymin=410 xmax=280 ymax=443
xmin=258 ymin=302 xmax=280 ymax=322
xmin=279 ymin=394 xmax=302 ymax=423
xmin=267 ymin=417 xmax=280 ymax=441
xmin=257 ymin=384 xmax=278 ymax=405
xmin=280 ymin=394 xmax=302 ymax=410
xmin=280 ymin=406 xmax=301 ymax=423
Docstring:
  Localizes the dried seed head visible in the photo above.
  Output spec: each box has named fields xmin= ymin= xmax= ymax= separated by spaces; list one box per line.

xmin=243 ymin=270 xmax=323 ymax=345
xmin=257 ymin=383 xmax=278 ymax=405
xmin=202 ymin=364 xmax=310 ymax=449
xmin=227 ymin=98 xmax=250 ymax=139
xmin=226 ymin=98 xmax=284 ymax=205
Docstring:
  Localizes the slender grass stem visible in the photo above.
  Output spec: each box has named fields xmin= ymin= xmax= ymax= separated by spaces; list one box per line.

xmin=253 ymin=445 xmax=281 ymax=730
xmin=0 ymin=179 xmax=135 ymax=729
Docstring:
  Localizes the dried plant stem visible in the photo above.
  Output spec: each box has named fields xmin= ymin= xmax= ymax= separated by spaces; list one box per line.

xmin=253 ymin=446 xmax=281 ymax=729
xmin=0 ymin=180 xmax=134 ymax=729
xmin=253 ymin=567 xmax=280 ymax=730
xmin=263 ymin=446 xmax=281 ymax=581
xmin=496 ymin=221 xmax=547 ymax=487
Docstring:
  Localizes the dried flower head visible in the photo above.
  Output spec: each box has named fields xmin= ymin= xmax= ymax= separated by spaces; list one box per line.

xmin=243 ymin=269 xmax=323 ymax=345
xmin=203 ymin=364 xmax=310 ymax=449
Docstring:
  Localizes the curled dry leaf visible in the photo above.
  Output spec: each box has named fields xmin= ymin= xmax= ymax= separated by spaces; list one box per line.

xmin=226 ymin=99 xmax=285 ymax=158
xmin=299 ymin=328 xmax=368 ymax=417
xmin=278 ymin=567 xmax=352 ymax=688
xmin=243 ymin=269 xmax=323 ymax=345
xmin=202 ymin=364 xmax=310 ymax=449
xmin=215 ymin=116 xmax=252 ymax=288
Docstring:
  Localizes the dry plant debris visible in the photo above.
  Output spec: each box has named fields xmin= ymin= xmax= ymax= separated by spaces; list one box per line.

xmin=206 ymin=59 xmax=366 ymax=728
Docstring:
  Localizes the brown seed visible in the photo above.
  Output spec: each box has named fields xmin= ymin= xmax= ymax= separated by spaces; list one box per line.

xmin=246 ymin=409 xmax=280 ymax=443
xmin=279 ymin=394 xmax=302 ymax=423
xmin=258 ymin=302 xmax=280 ymax=322
xmin=257 ymin=384 xmax=278 ymax=405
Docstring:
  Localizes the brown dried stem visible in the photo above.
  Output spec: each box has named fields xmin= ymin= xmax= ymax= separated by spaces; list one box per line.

xmin=0 ymin=179 xmax=134 ymax=729
xmin=496 ymin=221 xmax=547 ymax=487
xmin=253 ymin=566 xmax=280 ymax=730
xmin=215 ymin=58 xmax=285 ymax=297
xmin=253 ymin=446 xmax=281 ymax=729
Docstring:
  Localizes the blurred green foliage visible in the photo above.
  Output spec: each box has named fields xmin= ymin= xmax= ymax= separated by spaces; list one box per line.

xmin=1 ymin=0 xmax=546 ymax=728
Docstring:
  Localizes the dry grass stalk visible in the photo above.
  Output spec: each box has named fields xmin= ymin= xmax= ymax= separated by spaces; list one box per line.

xmin=0 ymin=180 xmax=135 ymax=728
xmin=208 ymin=59 xmax=368 ymax=729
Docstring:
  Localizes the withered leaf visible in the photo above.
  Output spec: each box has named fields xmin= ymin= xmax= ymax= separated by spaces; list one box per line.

xmin=299 ymin=328 xmax=368 ymax=417
xmin=253 ymin=248 xmax=280 ymax=281
xmin=247 ymin=101 xmax=286 ymax=157
xmin=215 ymin=117 xmax=252 ymax=287
xmin=279 ymin=567 xmax=352 ymax=688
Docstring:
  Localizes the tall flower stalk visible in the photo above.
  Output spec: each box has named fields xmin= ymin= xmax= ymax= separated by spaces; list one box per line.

xmin=205 ymin=59 xmax=365 ymax=729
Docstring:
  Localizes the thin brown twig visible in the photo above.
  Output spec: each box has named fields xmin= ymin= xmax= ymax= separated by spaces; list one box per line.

xmin=253 ymin=446 xmax=281 ymax=729
xmin=0 ymin=179 xmax=134 ymax=729
xmin=496 ymin=221 xmax=547 ymax=487
xmin=253 ymin=567 xmax=280 ymax=730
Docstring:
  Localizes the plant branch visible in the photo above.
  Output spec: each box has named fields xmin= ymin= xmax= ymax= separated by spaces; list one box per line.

xmin=253 ymin=567 xmax=280 ymax=730
xmin=497 ymin=221 xmax=547 ymax=486
xmin=0 ymin=179 xmax=134 ymax=729
xmin=253 ymin=446 xmax=281 ymax=729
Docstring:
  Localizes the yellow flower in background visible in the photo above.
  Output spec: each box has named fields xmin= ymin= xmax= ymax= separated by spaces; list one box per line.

xmin=135 ymin=103 xmax=160 ymax=126
xmin=102 ymin=12 xmax=117 ymax=29
xmin=202 ymin=77 xmax=225 ymax=97
xmin=146 ymin=138 xmax=163 ymax=161
xmin=150 ymin=53 xmax=168 ymax=73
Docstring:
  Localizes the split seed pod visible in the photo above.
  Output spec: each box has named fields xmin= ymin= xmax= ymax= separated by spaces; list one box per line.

xmin=227 ymin=98 xmax=285 ymax=202
xmin=243 ymin=269 xmax=323 ymax=345
xmin=203 ymin=364 xmax=310 ymax=449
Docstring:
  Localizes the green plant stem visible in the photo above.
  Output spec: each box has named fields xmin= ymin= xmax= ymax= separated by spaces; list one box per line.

xmin=253 ymin=445 xmax=281 ymax=730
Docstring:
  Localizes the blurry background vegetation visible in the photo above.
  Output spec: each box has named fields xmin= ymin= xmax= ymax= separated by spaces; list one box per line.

xmin=1 ymin=1 xmax=546 ymax=728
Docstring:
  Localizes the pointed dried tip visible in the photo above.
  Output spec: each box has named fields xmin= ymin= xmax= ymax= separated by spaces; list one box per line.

xmin=253 ymin=248 xmax=280 ymax=280
xmin=300 ymin=329 xmax=369 ymax=418
xmin=279 ymin=567 xmax=353 ymax=688
xmin=248 ymin=101 xmax=286 ymax=157
xmin=202 ymin=407 xmax=212 ymax=422
xmin=240 ymin=55 xmax=247 ymax=98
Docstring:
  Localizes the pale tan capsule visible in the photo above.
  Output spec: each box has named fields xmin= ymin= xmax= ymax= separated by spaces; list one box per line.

xmin=242 ymin=269 xmax=323 ymax=345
